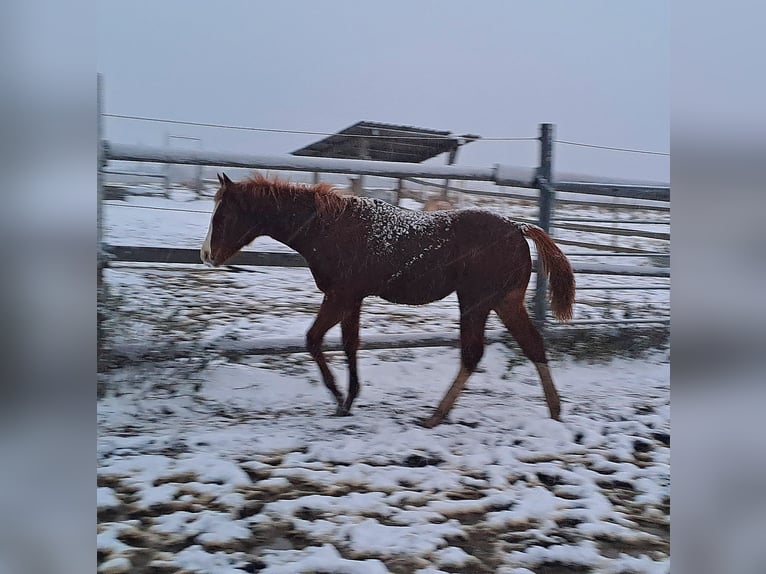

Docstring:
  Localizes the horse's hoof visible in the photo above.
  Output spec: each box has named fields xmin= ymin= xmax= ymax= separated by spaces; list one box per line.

xmin=420 ymin=415 xmax=442 ymax=428
xmin=333 ymin=407 xmax=352 ymax=417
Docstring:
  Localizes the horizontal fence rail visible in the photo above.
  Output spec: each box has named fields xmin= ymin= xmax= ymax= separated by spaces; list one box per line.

xmin=113 ymin=330 xmax=509 ymax=360
xmin=554 ymin=181 xmax=669 ymax=201
xmin=553 ymin=218 xmax=669 ymax=224
xmin=104 ymin=142 xmax=669 ymax=200
xmin=104 ymin=170 xmax=165 ymax=178
xmin=550 ymin=238 xmax=665 ymax=254
xmin=402 ymin=177 xmax=671 ymax=208
xmin=106 ymin=142 xmax=507 ymax=184
xmin=105 ymin=246 xmax=670 ymax=277
xmin=552 ymin=221 xmax=670 ymax=241
xmin=108 ymin=323 xmax=669 ymax=361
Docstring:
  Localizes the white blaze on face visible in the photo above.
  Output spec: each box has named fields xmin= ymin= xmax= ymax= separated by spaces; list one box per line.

xmin=200 ymin=200 xmax=220 ymax=265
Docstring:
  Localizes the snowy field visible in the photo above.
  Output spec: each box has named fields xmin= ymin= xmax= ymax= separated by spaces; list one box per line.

xmin=98 ymin=180 xmax=670 ymax=573
xmin=98 ymin=348 xmax=669 ymax=574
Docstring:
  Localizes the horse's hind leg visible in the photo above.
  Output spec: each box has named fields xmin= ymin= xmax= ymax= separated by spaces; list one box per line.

xmin=494 ymin=289 xmax=561 ymax=420
xmin=338 ymin=300 xmax=363 ymax=416
xmin=422 ymin=298 xmax=491 ymax=428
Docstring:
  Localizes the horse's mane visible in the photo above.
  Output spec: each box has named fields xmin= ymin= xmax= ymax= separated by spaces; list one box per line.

xmin=218 ymin=174 xmax=350 ymax=219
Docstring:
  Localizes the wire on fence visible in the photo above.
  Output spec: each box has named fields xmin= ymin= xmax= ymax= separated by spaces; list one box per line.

xmin=103 ymin=113 xmax=536 ymax=142
xmin=104 ymin=113 xmax=668 ymax=156
xmin=554 ymin=139 xmax=670 ymax=157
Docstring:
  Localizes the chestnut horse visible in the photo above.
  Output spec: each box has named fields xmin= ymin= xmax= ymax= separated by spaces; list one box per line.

xmin=201 ymin=173 xmax=575 ymax=427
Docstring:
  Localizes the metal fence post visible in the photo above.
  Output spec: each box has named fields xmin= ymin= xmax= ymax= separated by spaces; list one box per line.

xmin=441 ymin=146 xmax=459 ymax=199
xmin=97 ymin=74 xmax=106 ymax=361
xmin=163 ymin=132 xmax=171 ymax=198
xmin=195 ymin=146 xmax=203 ymax=194
xmin=534 ymin=123 xmax=555 ymax=325
xmin=97 ymin=74 xmax=105 ymax=283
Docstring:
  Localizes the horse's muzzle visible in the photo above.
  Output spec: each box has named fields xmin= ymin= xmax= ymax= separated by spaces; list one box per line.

xmin=200 ymin=247 xmax=215 ymax=267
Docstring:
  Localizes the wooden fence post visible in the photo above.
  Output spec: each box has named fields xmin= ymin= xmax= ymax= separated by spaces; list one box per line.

xmin=534 ymin=123 xmax=555 ymax=325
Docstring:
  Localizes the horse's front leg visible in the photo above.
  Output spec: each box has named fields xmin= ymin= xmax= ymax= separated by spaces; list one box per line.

xmin=306 ymin=296 xmax=347 ymax=414
xmin=338 ymin=300 xmax=363 ymax=416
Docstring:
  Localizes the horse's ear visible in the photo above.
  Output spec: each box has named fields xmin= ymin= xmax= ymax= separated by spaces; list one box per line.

xmin=217 ymin=173 xmax=234 ymax=188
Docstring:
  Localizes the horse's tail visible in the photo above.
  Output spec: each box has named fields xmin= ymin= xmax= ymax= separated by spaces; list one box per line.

xmin=516 ymin=223 xmax=575 ymax=321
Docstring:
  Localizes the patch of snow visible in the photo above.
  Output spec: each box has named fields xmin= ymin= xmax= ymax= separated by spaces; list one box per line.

xmin=351 ymin=197 xmax=455 ymax=257
xmin=607 ymin=555 xmax=671 ymax=574
xmin=486 ymin=486 xmax=565 ymax=529
xmin=172 ymin=545 xmax=249 ymax=574
xmin=257 ymin=477 xmax=291 ymax=491
xmin=434 ymin=545 xmax=477 ymax=567
xmin=577 ymin=520 xmax=661 ymax=544
xmin=196 ymin=519 xmax=252 ymax=545
xmin=266 ymin=491 xmax=391 ymax=519
xmin=152 ymin=510 xmax=251 ymax=544
xmin=138 ymin=483 xmax=178 ymax=507
xmin=398 ymin=197 xmax=424 ymax=211
xmin=340 ymin=517 xmax=464 ymax=556
xmin=260 ymin=543 xmax=389 ymax=574
xmin=505 ymin=540 xmax=604 ymax=568
xmin=97 ymin=556 xmax=132 ymax=573
xmin=97 ymin=486 xmax=120 ymax=509
xmin=216 ymin=491 xmax=247 ymax=510
xmin=175 ymin=453 xmax=252 ymax=487
xmin=97 ymin=522 xmax=134 ymax=554
xmin=151 ymin=510 xmax=197 ymax=535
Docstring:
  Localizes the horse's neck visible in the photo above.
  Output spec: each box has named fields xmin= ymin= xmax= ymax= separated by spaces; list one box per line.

xmin=261 ymin=196 xmax=324 ymax=255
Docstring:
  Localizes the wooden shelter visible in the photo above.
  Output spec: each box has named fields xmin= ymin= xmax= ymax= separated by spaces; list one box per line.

xmin=291 ymin=121 xmax=480 ymax=199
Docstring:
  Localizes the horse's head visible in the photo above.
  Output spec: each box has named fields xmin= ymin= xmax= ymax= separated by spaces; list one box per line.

xmin=200 ymin=173 xmax=259 ymax=266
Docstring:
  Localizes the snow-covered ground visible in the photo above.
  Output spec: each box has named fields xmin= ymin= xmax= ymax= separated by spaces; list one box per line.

xmin=98 ymin=347 xmax=669 ymax=573
xmin=98 ymin=180 xmax=670 ymax=572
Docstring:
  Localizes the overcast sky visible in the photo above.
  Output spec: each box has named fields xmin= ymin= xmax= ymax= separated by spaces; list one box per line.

xmin=98 ymin=1 xmax=669 ymax=182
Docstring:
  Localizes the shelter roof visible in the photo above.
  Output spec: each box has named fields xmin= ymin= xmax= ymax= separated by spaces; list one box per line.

xmin=291 ymin=121 xmax=479 ymax=164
